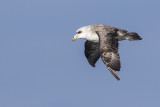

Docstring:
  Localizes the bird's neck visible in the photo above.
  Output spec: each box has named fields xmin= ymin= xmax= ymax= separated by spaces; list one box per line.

xmin=86 ymin=33 xmax=99 ymax=43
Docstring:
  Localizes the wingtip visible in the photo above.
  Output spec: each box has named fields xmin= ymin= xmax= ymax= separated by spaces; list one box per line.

xmin=108 ymin=67 xmax=120 ymax=81
xmin=116 ymin=77 xmax=120 ymax=81
xmin=90 ymin=64 xmax=95 ymax=67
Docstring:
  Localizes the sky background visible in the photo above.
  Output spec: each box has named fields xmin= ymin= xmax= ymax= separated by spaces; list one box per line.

xmin=0 ymin=0 xmax=160 ymax=107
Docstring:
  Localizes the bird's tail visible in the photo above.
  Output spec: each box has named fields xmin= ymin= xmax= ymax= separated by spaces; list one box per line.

xmin=126 ymin=32 xmax=142 ymax=41
xmin=108 ymin=67 xmax=120 ymax=81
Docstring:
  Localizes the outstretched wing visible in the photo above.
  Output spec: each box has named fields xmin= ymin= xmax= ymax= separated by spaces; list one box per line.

xmin=96 ymin=29 xmax=121 ymax=81
xmin=84 ymin=41 xmax=100 ymax=67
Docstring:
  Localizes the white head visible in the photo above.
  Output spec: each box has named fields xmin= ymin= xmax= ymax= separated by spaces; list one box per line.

xmin=72 ymin=25 xmax=99 ymax=42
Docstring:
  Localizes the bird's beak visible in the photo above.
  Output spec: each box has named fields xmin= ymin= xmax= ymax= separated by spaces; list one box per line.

xmin=72 ymin=38 xmax=75 ymax=41
xmin=72 ymin=35 xmax=78 ymax=42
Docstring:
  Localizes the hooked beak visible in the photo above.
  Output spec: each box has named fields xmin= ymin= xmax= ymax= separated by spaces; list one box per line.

xmin=72 ymin=35 xmax=78 ymax=42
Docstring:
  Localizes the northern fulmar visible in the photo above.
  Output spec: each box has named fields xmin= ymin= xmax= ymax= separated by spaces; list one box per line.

xmin=72 ymin=24 xmax=142 ymax=81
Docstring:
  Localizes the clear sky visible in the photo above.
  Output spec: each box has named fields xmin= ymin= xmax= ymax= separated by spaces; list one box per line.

xmin=0 ymin=0 xmax=160 ymax=107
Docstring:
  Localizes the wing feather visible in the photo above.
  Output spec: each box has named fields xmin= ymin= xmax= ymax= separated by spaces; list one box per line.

xmin=96 ymin=29 xmax=121 ymax=81
xmin=84 ymin=41 xmax=100 ymax=67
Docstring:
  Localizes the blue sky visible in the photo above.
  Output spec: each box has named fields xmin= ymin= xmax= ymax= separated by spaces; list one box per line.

xmin=0 ymin=0 xmax=160 ymax=107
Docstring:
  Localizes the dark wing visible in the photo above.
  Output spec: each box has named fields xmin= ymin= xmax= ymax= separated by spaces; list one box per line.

xmin=85 ymin=41 xmax=100 ymax=67
xmin=96 ymin=29 xmax=121 ymax=81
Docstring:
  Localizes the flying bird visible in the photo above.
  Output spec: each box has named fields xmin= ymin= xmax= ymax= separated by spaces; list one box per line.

xmin=72 ymin=24 xmax=142 ymax=81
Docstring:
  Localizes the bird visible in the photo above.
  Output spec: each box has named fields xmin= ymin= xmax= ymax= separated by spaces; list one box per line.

xmin=72 ymin=24 xmax=142 ymax=81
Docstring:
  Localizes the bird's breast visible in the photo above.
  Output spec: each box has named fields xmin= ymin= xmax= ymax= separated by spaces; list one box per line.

xmin=86 ymin=33 xmax=99 ymax=43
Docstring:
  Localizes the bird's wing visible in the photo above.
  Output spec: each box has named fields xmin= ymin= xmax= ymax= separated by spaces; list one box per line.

xmin=84 ymin=40 xmax=100 ymax=67
xmin=96 ymin=29 xmax=121 ymax=81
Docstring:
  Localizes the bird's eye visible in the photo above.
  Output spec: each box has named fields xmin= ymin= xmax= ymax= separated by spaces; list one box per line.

xmin=77 ymin=31 xmax=82 ymax=34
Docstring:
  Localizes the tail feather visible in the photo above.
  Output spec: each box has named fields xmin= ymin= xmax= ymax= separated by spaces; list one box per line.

xmin=126 ymin=32 xmax=142 ymax=41
xmin=108 ymin=67 xmax=120 ymax=81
